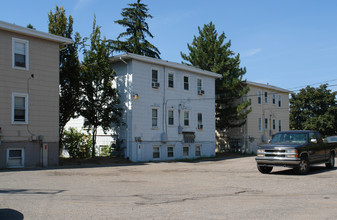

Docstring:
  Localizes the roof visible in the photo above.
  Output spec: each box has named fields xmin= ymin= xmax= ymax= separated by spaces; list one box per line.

xmin=0 ymin=20 xmax=73 ymax=45
xmin=111 ymin=53 xmax=222 ymax=79
xmin=245 ymin=81 xmax=291 ymax=93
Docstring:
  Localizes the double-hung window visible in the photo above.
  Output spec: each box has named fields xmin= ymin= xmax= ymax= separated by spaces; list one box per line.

xmin=167 ymin=146 xmax=174 ymax=158
xmin=197 ymin=79 xmax=202 ymax=93
xmin=264 ymin=118 xmax=268 ymax=130
xmin=258 ymin=118 xmax=262 ymax=132
xmin=153 ymin=146 xmax=160 ymax=159
xmin=272 ymin=94 xmax=276 ymax=104
xmin=195 ymin=145 xmax=201 ymax=157
xmin=257 ymin=91 xmax=262 ymax=104
xmin=278 ymin=95 xmax=282 ymax=107
xmin=197 ymin=113 xmax=203 ymax=129
xmin=184 ymin=76 xmax=189 ymax=91
xmin=168 ymin=109 xmax=174 ymax=125
xmin=152 ymin=108 xmax=158 ymax=128
xmin=168 ymin=73 xmax=174 ymax=88
xmin=12 ymin=38 xmax=29 ymax=70
xmin=184 ymin=111 xmax=189 ymax=126
xmin=12 ymin=93 xmax=28 ymax=124
xmin=152 ymin=69 xmax=159 ymax=88
xmin=264 ymin=92 xmax=268 ymax=103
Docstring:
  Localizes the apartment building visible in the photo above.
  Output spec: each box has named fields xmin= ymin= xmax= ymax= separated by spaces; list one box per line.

xmin=226 ymin=81 xmax=290 ymax=154
xmin=0 ymin=21 xmax=72 ymax=168
xmin=111 ymin=53 xmax=221 ymax=162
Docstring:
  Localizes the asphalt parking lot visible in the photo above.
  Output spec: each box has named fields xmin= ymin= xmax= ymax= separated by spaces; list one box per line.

xmin=1 ymin=156 xmax=337 ymax=220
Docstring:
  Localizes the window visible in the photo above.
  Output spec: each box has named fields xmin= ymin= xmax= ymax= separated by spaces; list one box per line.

xmin=197 ymin=113 xmax=203 ymax=129
xmin=278 ymin=95 xmax=282 ymax=107
xmin=7 ymin=148 xmax=24 ymax=168
xmin=264 ymin=92 xmax=268 ymax=103
xmin=168 ymin=73 xmax=174 ymax=88
xmin=12 ymin=93 xmax=28 ymax=124
xmin=167 ymin=146 xmax=174 ymax=158
xmin=258 ymin=118 xmax=262 ymax=132
xmin=195 ymin=145 xmax=201 ymax=157
xmin=152 ymin=108 xmax=158 ymax=128
xmin=272 ymin=94 xmax=276 ymax=104
xmin=184 ymin=76 xmax=189 ymax=90
xmin=279 ymin=120 xmax=282 ymax=131
xmin=258 ymin=91 xmax=262 ymax=104
xmin=183 ymin=146 xmax=189 ymax=156
xmin=153 ymin=146 xmax=160 ymax=159
xmin=264 ymin=118 xmax=268 ymax=130
xmin=168 ymin=109 xmax=174 ymax=125
xmin=12 ymin=38 xmax=29 ymax=70
xmin=273 ymin=119 xmax=276 ymax=130
xmin=184 ymin=111 xmax=189 ymax=126
xmin=197 ymin=79 xmax=202 ymax=92
xmin=152 ymin=69 xmax=158 ymax=83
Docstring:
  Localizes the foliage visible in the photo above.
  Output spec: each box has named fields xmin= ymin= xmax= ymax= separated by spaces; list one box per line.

xmin=81 ymin=16 xmax=122 ymax=157
xmin=181 ymin=22 xmax=251 ymax=132
xmin=99 ymin=145 xmax=111 ymax=157
xmin=113 ymin=0 xmax=160 ymax=58
xmin=48 ymin=6 xmax=82 ymax=153
xmin=290 ymin=84 xmax=337 ymax=136
xmin=63 ymin=128 xmax=92 ymax=158
xmin=26 ymin=24 xmax=36 ymax=30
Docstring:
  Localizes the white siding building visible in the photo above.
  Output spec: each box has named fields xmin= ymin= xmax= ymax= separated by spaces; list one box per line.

xmin=112 ymin=53 xmax=221 ymax=162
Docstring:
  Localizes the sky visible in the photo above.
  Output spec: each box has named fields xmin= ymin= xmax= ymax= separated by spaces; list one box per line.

xmin=1 ymin=0 xmax=337 ymax=92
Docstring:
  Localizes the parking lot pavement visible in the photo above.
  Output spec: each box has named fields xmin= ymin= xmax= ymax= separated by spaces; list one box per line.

xmin=1 ymin=156 xmax=337 ymax=220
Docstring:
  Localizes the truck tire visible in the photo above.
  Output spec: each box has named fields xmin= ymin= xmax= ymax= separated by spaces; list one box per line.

xmin=325 ymin=152 xmax=335 ymax=169
xmin=295 ymin=156 xmax=310 ymax=175
xmin=257 ymin=165 xmax=273 ymax=174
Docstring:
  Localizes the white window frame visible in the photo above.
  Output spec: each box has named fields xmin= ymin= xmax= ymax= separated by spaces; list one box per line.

xmin=264 ymin=92 xmax=268 ymax=103
xmin=7 ymin=148 xmax=25 ymax=168
xmin=257 ymin=90 xmax=262 ymax=104
xmin=264 ymin=118 xmax=268 ymax=130
xmin=273 ymin=119 xmax=276 ymax=130
xmin=272 ymin=94 xmax=276 ymax=105
xmin=167 ymin=146 xmax=174 ymax=158
xmin=184 ymin=75 xmax=189 ymax=91
xmin=12 ymin=93 xmax=29 ymax=124
xmin=184 ymin=111 xmax=190 ymax=127
xmin=197 ymin=113 xmax=203 ymax=129
xmin=152 ymin=68 xmax=158 ymax=83
xmin=168 ymin=109 xmax=174 ymax=126
xmin=168 ymin=72 xmax=174 ymax=88
xmin=152 ymin=108 xmax=158 ymax=128
xmin=12 ymin=38 xmax=29 ymax=70
xmin=153 ymin=146 xmax=160 ymax=159
xmin=197 ymin=78 xmax=202 ymax=92
xmin=278 ymin=95 xmax=282 ymax=107
xmin=183 ymin=146 xmax=189 ymax=156
xmin=195 ymin=145 xmax=201 ymax=157
xmin=279 ymin=120 xmax=282 ymax=132
xmin=258 ymin=118 xmax=262 ymax=132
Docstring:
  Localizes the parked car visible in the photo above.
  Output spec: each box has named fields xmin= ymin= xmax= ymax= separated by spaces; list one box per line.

xmin=326 ymin=135 xmax=337 ymax=143
xmin=256 ymin=130 xmax=337 ymax=174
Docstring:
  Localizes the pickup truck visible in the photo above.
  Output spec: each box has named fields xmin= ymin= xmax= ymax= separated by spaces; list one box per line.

xmin=255 ymin=130 xmax=337 ymax=174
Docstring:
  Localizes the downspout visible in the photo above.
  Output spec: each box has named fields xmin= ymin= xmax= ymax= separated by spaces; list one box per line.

xmin=119 ymin=57 xmax=130 ymax=159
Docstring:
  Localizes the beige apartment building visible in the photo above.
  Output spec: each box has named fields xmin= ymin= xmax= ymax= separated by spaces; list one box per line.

xmin=225 ymin=81 xmax=290 ymax=154
xmin=0 ymin=21 xmax=72 ymax=168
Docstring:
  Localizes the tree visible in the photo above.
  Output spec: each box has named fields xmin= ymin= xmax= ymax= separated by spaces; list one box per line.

xmin=290 ymin=84 xmax=337 ymax=136
xmin=181 ymin=22 xmax=251 ymax=132
xmin=113 ymin=0 xmax=160 ymax=58
xmin=81 ymin=16 xmax=122 ymax=157
xmin=26 ymin=24 xmax=36 ymax=30
xmin=63 ymin=127 xmax=92 ymax=158
xmin=48 ymin=6 xmax=82 ymax=154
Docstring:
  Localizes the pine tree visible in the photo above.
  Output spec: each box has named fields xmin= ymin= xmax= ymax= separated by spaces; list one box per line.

xmin=81 ymin=16 xmax=122 ymax=157
xmin=48 ymin=6 xmax=81 ymax=154
xmin=290 ymin=84 xmax=337 ymax=136
xmin=181 ymin=22 xmax=251 ymax=132
xmin=114 ymin=0 xmax=160 ymax=58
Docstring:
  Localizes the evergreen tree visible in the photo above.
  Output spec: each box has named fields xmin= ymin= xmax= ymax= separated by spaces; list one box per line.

xmin=181 ymin=22 xmax=251 ymax=132
xmin=114 ymin=0 xmax=160 ymax=58
xmin=81 ymin=16 xmax=122 ymax=157
xmin=48 ymin=6 xmax=82 ymax=154
xmin=290 ymin=84 xmax=337 ymax=136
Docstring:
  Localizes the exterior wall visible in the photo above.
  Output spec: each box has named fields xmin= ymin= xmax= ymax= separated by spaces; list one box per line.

xmin=114 ymin=58 xmax=217 ymax=162
xmin=0 ymin=29 xmax=60 ymax=168
xmin=227 ymin=83 xmax=290 ymax=154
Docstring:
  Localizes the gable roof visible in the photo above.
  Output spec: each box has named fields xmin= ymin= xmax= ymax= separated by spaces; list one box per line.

xmin=0 ymin=20 xmax=73 ymax=45
xmin=111 ymin=53 xmax=222 ymax=79
xmin=245 ymin=81 xmax=291 ymax=93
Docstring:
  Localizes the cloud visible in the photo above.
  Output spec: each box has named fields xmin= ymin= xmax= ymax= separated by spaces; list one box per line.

xmin=242 ymin=48 xmax=262 ymax=57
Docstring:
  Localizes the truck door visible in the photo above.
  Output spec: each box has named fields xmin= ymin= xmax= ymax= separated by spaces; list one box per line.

xmin=308 ymin=132 xmax=321 ymax=162
xmin=315 ymin=132 xmax=327 ymax=161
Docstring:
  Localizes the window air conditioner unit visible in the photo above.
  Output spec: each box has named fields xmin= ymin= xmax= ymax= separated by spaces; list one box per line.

xmin=152 ymin=82 xmax=160 ymax=88
xmin=198 ymin=124 xmax=203 ymax=129
xmin=198 ymin=89 xmax=205 ymax=95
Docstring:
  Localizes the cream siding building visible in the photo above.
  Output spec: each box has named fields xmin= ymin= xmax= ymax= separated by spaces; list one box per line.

xmin=0 ymin=21 xmax=72 ymax=168
xmin=112 ymin=53 xmax=221 ymax=162
xmin=226 ymin=81 xmax=290 ymax=154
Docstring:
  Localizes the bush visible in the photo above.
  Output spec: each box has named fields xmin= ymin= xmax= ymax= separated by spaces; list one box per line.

xmin=63 ymin=127 xmax=92 ymax=158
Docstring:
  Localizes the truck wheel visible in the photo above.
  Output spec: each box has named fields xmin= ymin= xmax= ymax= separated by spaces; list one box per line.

xmin=257 ymin=165 xmax=273 ymax=174
xmin=325 ymin=153 xmax=335 ymax=169
xmin=295 ymin=156 xmax=310 ymax=175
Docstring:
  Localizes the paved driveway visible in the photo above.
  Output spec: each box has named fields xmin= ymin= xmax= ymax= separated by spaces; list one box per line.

xmin=1 ymin=156 xmax=337 ymax=220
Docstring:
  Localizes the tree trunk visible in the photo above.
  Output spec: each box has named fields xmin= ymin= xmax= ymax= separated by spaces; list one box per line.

xmin=92 ymin=127 xmax=97 ymax=158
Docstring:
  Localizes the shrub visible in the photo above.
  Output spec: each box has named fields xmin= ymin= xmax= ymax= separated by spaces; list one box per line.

xmin=63 ymin=127 xmax=92 ymax=158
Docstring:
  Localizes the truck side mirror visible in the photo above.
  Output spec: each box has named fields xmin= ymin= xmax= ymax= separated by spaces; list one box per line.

xmin=310 ymin=138 xmax=317 ymax=143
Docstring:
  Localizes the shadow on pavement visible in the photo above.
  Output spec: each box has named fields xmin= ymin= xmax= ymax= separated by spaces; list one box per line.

xmin=271 ymin=166 xmax=337 ymax=176
xmin=0 ymin=209 xmax=24 ymax=220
